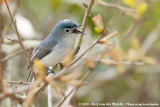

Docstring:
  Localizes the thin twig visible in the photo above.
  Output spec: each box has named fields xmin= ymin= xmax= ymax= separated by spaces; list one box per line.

xmin=2 ymin=80 xmax=33 ymax=85
xmin=70 ymin=34 xmax=103 ymax=67
xmin=140 ymin=22 xmax=160 ymax=54
xmin=118 ymin=21 xmax=139 ymax=41
xmin=0 ymin=61 xmax=2 ymax=93
xmin=95 ymin=0 xmax=137 ymax=13
xmin=4 ymin=0 xmax=35 ymax=78
xmin=57 ymin=87 xmax=76 ymax=107
xmin=6 ymin=37 xmax=19 ymax=43
xmin=2 ymin=48 xmax=31 ymax=62
xmin=0 ymin=4 xmax=4 ymax=93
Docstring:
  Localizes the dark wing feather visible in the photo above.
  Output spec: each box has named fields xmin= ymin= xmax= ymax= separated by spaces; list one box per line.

xmin=30 ymin=37 xmax=57 ymax=62
xmin=30 ymin=46 xmax=51 ymax=63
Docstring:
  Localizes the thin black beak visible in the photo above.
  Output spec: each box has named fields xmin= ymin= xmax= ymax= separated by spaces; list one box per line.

xmin=72 ymin=25 xmax=85 ymax=35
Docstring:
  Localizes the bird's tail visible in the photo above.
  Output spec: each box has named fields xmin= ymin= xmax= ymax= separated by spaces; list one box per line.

xmin=27 ymin=70 xmax=35 ymax=82
xmin=27 ymin=71 xmax=32 ymax=82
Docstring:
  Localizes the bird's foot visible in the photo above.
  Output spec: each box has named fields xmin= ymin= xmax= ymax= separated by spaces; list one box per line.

xmin=46 ymin=67 xmax=55 ymax=75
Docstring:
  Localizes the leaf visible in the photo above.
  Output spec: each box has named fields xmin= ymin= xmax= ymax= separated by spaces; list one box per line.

xmin=123 ymin=0 xmax=148 ymax=16
xmin=100 ymin=59 xmax=116 ymax=65
xmin=59 ymin=71 xmax=82 ymax=82
xmin=85 ymin=55 xmax=94 ymax=70
xmin=108 ymin=45 xmax=125 ymax=62
xmin=127 ymin=49 xmax=139 ymax=62
xmin=123 ymin=0 xmax=136 ymax=7
xmin=68 ymin=80 xmax=82 ymax=86
xmin=137 ymin=2 xmax=148 ymax=15
xmin=92 ymin=14 xmax=104 ymax=33
xmin=33 ymin=59 xmax=46 ymax=77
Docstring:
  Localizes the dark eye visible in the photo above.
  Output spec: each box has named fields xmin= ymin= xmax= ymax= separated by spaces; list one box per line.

xmin=64 ymin=29 xmax=70 ymax=33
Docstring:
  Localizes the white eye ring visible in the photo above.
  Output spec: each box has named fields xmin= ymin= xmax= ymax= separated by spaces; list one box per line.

xmin=64 ymin=29 xmax=70 ymax=33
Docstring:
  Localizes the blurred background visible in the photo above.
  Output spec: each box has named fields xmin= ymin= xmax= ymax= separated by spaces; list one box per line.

xmin=0 ymin=0 xmax=160 ymax=106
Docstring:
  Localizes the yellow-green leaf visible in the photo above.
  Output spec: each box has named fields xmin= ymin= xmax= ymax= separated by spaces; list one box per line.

xmin=92 ymin=14 xmax=104 ymax=33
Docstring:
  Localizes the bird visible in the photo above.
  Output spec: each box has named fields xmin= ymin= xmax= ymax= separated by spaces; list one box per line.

xmin=27 ymin=19 xmax=84 ymax=81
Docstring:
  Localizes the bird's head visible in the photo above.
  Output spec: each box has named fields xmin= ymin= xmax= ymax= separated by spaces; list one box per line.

xmin=53 ymin=19 xmax=84 ymax=38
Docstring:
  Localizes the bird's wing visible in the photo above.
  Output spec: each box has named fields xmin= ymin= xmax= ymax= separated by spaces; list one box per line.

xmin=30 ymin=45 xmax=52 ymax=63
xmin=27 ymin=41 xmax=57 ymax=82
xmin=30 ymin=37 xmax=58 ymax=62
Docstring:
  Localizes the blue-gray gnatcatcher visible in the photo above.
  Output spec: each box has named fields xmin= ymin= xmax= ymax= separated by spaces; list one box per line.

xmin=27 ymin=19 xmax=83 ymax=81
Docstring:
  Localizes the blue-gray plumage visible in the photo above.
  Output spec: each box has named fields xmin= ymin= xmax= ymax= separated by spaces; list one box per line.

xmin=30 ymin=19 xmax=83 ymax=67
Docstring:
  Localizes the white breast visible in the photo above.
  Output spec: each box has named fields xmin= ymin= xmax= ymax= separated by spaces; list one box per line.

xmin=40 ymin=34 xmax=76 ymax=67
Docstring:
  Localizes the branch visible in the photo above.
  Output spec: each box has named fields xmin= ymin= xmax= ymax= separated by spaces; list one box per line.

xmin=2 ymin=80 xmax=33 ymax=85
xmin=4 ymin=0 xmax=35 ymax=78
xmin=0 ymin=4 xmax=4 ymax=93
xmin=118 ymin=21 xmax=140 ymax=41
xmin=57 ymin=87 xmax=76 ymax=107
xmin=57 ymin=61 xmax=100 ymax=106
xmin=0 ymin=85 xmax=31 ymax=101
xmin=95 ymin=0 xmax=137 ymax=13
xmin=48 ymin=85 xmax=53 ymax=107
xmin=2 ymin=48 xmax=30 ymax=62
xmin=140 ymin=22 xmax=160 ymax=54
xmin=69 ymin=33 xmax=103 ymax=67
xmin=73 ymin=0 xmax=95 ymax=55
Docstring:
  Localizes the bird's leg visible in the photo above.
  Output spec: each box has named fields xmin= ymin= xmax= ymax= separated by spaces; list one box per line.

xmin=46 ymin=66 xmax=55 ymax=75
xmin=53 ymin=63 xmax=63 ymax=72
xmin=59 ymin=63 xmax=64 ymax=69
xmin=46 ymin=62 xmax=64 ymax=75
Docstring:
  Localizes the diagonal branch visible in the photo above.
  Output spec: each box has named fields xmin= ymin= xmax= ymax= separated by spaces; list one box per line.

xmin=4 ymin=0 xmax=35 ymax=78
xmin=73 ymin=0 xmax=95 ymax=55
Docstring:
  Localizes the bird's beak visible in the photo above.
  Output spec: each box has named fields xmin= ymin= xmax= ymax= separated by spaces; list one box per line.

xmin=72 ymin=25 xmax=85 ymax=35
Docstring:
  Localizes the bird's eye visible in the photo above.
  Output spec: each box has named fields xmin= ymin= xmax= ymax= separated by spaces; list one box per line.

xmin=64 ymin=29 xmax=70 ymax=33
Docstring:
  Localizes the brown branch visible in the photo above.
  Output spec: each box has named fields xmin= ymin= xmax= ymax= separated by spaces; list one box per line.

xmin=2 ymin=80 xmax=33 ymax=85
xmin=0 ymin=4 xmax=4 ymax=93
xmin=73 ymin=0 xmax=95 ymax=55
xmin=6 ymin=37 xmax=19 ymax=43
xmin=0 ymin=61 xmax=2 ymax=93
xmin=4 ymin=0 xmax=35 ymax=78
